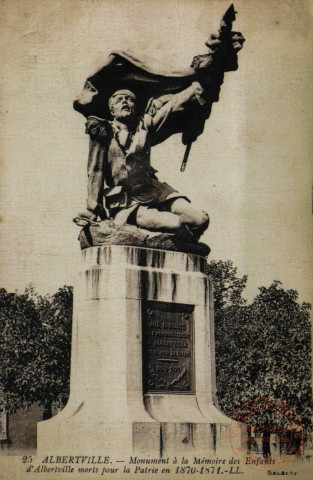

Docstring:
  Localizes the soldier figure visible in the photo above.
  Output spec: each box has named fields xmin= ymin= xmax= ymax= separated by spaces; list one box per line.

xmin=78 ymin=84 xmax=210 ymax=242
xmin=74 ymin=5 xmax=244 ymax=247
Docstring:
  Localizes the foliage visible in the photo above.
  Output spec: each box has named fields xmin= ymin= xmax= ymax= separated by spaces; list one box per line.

xmin=0 ymin=286 xmax=72 ymax=414
xmin=0 ymin=260 xmax=312 ymax=435
xmin=207 ymin=262 xmax=313 ymax=429
xmin=206 ymin=260 xmax=247 ymax=310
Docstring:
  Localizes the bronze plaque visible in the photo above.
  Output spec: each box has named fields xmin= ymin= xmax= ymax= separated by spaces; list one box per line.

xmin=142 ymin=300 xmax=194 ymax=394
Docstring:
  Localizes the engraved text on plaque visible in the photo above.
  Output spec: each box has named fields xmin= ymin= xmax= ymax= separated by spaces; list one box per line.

xmin=142 ymin=300 xmax=194 ymax=394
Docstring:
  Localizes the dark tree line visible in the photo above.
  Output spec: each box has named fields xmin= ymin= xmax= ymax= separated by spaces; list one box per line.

xmin=0 ymin=261 xmax=312 ymax=441
xmin=207 ymin=261 xmax=312 ymax=455
xmin=0 ymin=285 xmax=72 ymax=418
xmin=206 ymin=261 xmax=312 ymax=430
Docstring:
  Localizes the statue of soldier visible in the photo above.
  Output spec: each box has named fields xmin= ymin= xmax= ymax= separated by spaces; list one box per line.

xmin=74 ymin=5 xmax=244 ymax=249
xmin=78 ymin=85 xmax=210 ymax=242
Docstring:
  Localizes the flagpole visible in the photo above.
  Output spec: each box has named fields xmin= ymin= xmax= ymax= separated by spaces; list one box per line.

xmin=180 ymin=143 xmax=192 ymax=172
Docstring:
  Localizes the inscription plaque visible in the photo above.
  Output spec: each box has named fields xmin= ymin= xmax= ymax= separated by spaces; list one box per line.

xmin=142 ymin=300 xmax=194 ymax=394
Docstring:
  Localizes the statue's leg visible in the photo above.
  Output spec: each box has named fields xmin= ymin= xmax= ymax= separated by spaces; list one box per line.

xmin=136 ymin=205 xmax=183 ymax=233
xmin=168 ymin=198 xmax=209 ymax=239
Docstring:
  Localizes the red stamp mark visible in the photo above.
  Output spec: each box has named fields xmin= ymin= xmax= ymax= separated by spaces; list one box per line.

xmin=229 ymin=396 xmax=303 ymax=471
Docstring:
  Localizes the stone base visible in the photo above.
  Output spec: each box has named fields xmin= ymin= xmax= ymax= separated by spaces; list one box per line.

xmin=37 ymin=246 xmax=233 ymax=456
xmin=78 ymin=220 xmax=210 ymax=256
xmin=38 ymin=416 xmax=234 ymax=456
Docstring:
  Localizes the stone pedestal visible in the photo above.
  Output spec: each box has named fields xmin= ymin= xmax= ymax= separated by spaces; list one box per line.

xmin=37 ymin=246 xmax=232 ymax=455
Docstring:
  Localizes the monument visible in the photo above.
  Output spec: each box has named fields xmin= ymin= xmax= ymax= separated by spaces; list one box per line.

xmin=38 ymin=5 xmax=245 ymax=456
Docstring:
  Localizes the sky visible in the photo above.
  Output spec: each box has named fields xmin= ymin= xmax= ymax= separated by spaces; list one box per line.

xmin=0 ymin=0 xmax=312 ymax=306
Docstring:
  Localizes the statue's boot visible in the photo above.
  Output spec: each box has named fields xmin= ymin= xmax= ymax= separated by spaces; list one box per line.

xmin=175 ymin=224 xmax=210 ymax=256
xmin=73 ymin=206 xmax=107 ymax=227
xmin=73 ymin=210 xmax=98 ymax=227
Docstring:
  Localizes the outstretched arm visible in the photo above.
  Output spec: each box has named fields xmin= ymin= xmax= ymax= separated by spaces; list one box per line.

xmin=145 ymin=17 xmax=245 ymax=148
xmin=145 ymin=82 xmax=207 ymax=146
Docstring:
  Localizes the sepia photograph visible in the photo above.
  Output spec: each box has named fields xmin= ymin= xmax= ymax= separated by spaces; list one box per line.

xmin=0 ymin=0 xmax=312 ymax=478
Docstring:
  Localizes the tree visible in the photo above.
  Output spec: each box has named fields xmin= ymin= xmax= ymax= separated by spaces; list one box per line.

xmin=208 ymin=263 xmax=313 ymax=455
xmin=206 ymin=260 xmax=247 ymax=310
xmin=247 ymin=282 xmax=312 ymax=427
xmin=0 ymin=286 xmax=72 ymax=417
xmin=34 ymin=286 xmax=72 ymax=417
xmin=1 ymin=260 xmax=312 ymax=455
xmin=0 ymin=287 xmax=41 ymax=413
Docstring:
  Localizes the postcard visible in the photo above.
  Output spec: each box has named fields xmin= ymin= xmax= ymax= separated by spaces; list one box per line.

xmin=0 ymin=1 xmax=312 ymax=479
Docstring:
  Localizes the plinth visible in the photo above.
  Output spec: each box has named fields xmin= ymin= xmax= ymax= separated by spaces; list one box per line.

xmin=37 ymin=246 xmax=232 ymax=455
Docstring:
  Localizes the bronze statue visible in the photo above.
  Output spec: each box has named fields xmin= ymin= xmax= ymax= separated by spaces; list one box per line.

xmin=73 ymin=5 xmax=244 ymax=254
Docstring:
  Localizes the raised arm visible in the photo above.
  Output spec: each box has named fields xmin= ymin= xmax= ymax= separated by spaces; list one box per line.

xmin=144 ymin=18 xmax=244 ymax=148
xmin=144 ymin=81 xmax=207 ymax=146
